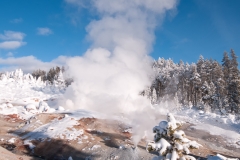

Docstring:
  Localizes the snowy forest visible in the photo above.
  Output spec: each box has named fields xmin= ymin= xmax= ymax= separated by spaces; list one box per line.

xmin=145 ymin=49 xmax=240 ymax=115
xmin=8 ymin=49 xmax=239 ymax=116
xmin=31 ymin=66 xmax=73 ymax=86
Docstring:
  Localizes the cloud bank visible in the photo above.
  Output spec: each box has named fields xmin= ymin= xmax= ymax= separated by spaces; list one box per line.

xmin=0 ymin=56 xmax=67 ymax=73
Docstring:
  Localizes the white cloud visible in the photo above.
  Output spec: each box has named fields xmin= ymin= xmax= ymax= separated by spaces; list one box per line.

xmin=0 ymin=56 xmax=68 ymax=73
xmin=37 ymin=27 xmax=53 ymax=36
xmin=92 ymin=0 xmax=178 ymax=15
xmin=0 ymin=31 xmax=26 ymax=50
xmin=10 ymin=18 xmax=23 ymax=23
xmin=0 ymin=31 xmax=25 ymax=41
xmin=0 ymin=41 xmax=26 ymax=49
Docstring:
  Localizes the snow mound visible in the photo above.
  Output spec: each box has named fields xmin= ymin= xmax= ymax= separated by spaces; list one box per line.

xmin=0 ymin=69 xmax=67 ymax=119
xmin=0 ymin=69 xmax=66 ymax=105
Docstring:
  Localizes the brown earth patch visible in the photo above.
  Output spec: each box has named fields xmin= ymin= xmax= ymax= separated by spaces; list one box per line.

xmin=0 ymin=113 xmax=240 ymax=159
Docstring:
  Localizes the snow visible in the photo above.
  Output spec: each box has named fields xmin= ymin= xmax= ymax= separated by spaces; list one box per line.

xmin=193 ymin=123 xmax=240 ymax=148
xmin=91 ymin=145 xmax=101 ymax=150
xmin=0 ymin=104 xmax=18 ymax=115
xmin=147 ymin=113 xmax=202 ymax=160
xmin=152 ymin=104 xmax=240 ymax=149
xmin=0 ymin=69 xmax=66 ymax=120
xmin=0 ymin=69 xmax=65 ymax=107
xmin=171 ymin=150 xmax=179 ymax=160
xmin=174 ymin=107 xmax=240 ymax=148
xmin=8 ymin=138 xmax=15 ymax=144
xmin=207 ymin=154 xmax=238 ymax=160
xmin=173 ymin=130 xmax=185 ymax=139
xmin=0 ymin=70 xmax=100 ymax=146
xmin=57 ymin=106 xmax=65 ymax=111
xmin=24 ymin=140 xmax=35 ymax=150
xmin=1 ymin=69 xmax=240 ymax=158
xmin=22 ymin=110 xmax=95 ymax=141
xmin=25 ymin=104 xmax=37 ymax=112
xmin=119 ymin=145 xmax=126 ymax=150
xmin=167 ymin=113 xmax=182 ymax=131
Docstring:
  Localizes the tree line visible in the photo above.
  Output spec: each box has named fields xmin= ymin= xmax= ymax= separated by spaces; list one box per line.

xmin=144 ymin=49 xmax=240 ymax=115
xmin=32 ymin=66 xmax=73 ymax=86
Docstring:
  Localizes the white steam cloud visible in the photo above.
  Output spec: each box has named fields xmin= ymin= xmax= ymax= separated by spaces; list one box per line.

xmin=64 ymin=0 xmax=178 ymax=141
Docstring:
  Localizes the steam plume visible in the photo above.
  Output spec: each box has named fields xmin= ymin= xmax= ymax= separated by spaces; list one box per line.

xmin=63 ymin=0 xmax=178 ymax=141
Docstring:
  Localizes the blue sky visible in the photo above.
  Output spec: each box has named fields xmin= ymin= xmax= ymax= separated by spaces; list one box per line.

xmin=0 ymin=0 xmax=240 ymax=71
xmin=155 ymin=0 xmax=240 ymax=63
xmin=0 ymin=0 xmax=90 ymax=61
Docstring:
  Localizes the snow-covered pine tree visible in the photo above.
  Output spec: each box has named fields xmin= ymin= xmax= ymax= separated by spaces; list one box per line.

xmin=55 ymin=70 xmax=64 ymax=84
xmin=196 ymin=55 xmax=204 ymax=74
xmin=148 ymin=51 xmax=240 ymax=115
xmin=184 ymin=63 xmax=192 ymax=106
xmin=47 ymin=67 xmax=56 ymax=84
xmin=146 ymin=113 xmax=202 ymax=160
xmin=228 ymin=49 xmax=240 ymax=114
xmin=222 ymin=52 xmax=231 ymax=112
xmin=211 ymin=60 xmax=225 ymax=112
xmin=204 ymin=59 xmax=212 ymax=84
xmin=209 ymin=82 xmax=217 ymax=112
xmin=176 ymin=62 xmax=186 ymax=107
xmin=189 ymin=64 xmax=201 ymax=107
xmin=32 ymin=69 xmax=47 ymax=81
xmin=143 ymin=86 xmax=152 ymax=99
xmin=151 ymin=88 xmax=158 ymax=104
xmin=201 ymin=81 xmax=211 ymax=111
xmin=222 ymin=51 xmax=231 ymax=83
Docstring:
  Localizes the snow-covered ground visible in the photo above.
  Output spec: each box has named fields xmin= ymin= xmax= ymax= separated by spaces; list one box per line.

xmin=152 ymin=104 xmax=240 ymax=149
xmin=0 ymin=69 xmax=64 ymax=102
xmin=177 ymin=108 xmax=240 ymax=148
xmin=0 ymin=69 xmax=65 ymax=119
xmin=0 ymin=69 xmax=239 ymax=159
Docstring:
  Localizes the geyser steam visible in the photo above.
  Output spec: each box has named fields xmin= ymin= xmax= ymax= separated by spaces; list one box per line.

xmin=64 ymin=0 xmax=178 ymax=113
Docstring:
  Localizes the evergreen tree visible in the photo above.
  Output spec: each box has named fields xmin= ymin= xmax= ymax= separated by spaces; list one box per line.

xmin=197 ymin=55 xmax=204 ymax=74
xmin=47 ymin=68 xmax=56 ymax=84
xmin=205 ymin=59 xmax=212 ymax=84
xmin=222 ymin=52 xmax=231 ymax=112
xmin=189 ymin=64 xmax=201 ymax=107
xmin=151 ymin=88 xmax=158 ymax=104
xmin=222 ymin=52 xmax=231 ymax=86
xmin=211 ymin=60 xmax=225 ymax=112
xmin=32 ymin=69 xmax=47 ymax=81
xmin=148 ymin=50 xmax=240 ymax=115
xmin=228 ymin=49 xmax=240 ymax=113
xmin=147 ymin=114 xmax=202 ymax=159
